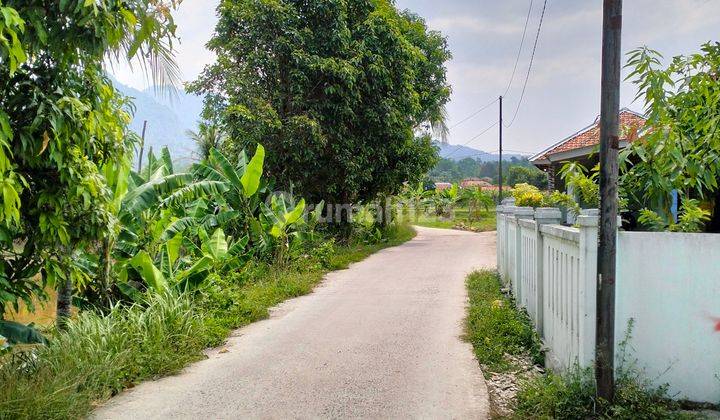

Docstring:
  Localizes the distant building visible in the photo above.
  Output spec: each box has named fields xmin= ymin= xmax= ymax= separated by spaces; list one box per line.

xmin=529 ymin=108 xmax=646 ymax=190
xmin=434 ymin=182 xmax=452 ymax=191
xmin=460 ymin=178 xmax=499 ymax=191
xmin=459 ymin=178 xmax=488 ymax=188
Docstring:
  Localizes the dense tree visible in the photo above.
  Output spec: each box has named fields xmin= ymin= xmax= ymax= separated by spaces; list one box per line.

xmin=506 ymin=166 xmax=548 ymax=189
xmin=0 ymin=0 xmax=179 ymax=322
xmin=428 ymin=156 xmax=541 ymax=185
xmin=189 ymin=0 xmax=450 ymax=211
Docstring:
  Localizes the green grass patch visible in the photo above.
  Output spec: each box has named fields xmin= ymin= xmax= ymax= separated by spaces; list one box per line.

xmin=464 ymin=270 xmax=543 ymax=372
xmin=515 ymin=366 xmax=691 ymax=419
xmin=414 ymin=208 xmax=496 ymax=232
xmin=0 ymin=225 xmax=416 ymax=420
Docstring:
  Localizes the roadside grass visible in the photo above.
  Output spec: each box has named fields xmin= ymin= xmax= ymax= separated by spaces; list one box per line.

xmin=515 ymin=366 xmax=691 ymax=419
xmin=464 ymin=270 xmax=699 ymax=419
xmin=0 ymin=293 xmax=208 ymax=419
xmin=0 ymin=225 xmax=416 ymax=420
xmin=414 ymin=208 xmax=496 ymax=232
xmin=464 ymin=270 xmax=543 ymax=372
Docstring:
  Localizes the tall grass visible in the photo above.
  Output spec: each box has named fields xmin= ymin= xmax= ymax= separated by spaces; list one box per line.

xmin=0 ymin=293 xmax=210 ymax=419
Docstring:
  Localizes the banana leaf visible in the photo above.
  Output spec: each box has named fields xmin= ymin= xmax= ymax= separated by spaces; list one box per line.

xmin=240 ymin=144 xmax=265 ymax=198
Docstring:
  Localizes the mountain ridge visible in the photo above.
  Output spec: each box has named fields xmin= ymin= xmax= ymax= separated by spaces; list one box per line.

xmin=111 ymin=79 xmax=204 ymax=164
xmin=435 ymin=142 xmax=525 ymax=161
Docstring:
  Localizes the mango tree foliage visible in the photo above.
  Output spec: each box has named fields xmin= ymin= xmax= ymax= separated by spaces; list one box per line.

xmin=0 ymin=0 xmax=179 ymax=315
xmin=621 ymin=43 xmax=720 ymax=225
xmin=188 ymin=0 xmax=449 ymax=210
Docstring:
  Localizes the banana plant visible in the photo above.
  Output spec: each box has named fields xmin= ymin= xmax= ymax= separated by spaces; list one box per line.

xmin=460 ymin=187 xmax=494 ymax=221
xmin=104 ymin=147 xmax=230 ymax=300
xmin=117 ymin=227 xmax=251 ymax=298
xmin=295 ymin=200 xmax=325 ymax=243
xmin=260 ymin=194 xmax=306 ymax=263
xmin=426 ymin=183 xmax=460 ymax=218
xmin=115 ymin=147 xmax=230 ymax=257
xmin=191 ymin=145 xmax=266 ymax=237
xmin=401 ymin=182 xmax=429 ymax=221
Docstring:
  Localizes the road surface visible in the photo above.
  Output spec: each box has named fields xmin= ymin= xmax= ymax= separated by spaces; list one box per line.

xmin=94 ymin=227 xmax=496 ymax=419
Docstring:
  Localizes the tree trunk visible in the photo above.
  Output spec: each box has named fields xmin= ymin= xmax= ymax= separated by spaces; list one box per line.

xmin=99 ymin=238 xmax=113 ymax=308
xmin=379 ymin=195 xmax=390 ymax=229
xmin=56 ymin=276 xmax=72 ymax=330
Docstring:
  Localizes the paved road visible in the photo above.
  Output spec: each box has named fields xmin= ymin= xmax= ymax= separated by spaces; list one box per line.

xmin=95 ymin=227 xmax=496 ymax=419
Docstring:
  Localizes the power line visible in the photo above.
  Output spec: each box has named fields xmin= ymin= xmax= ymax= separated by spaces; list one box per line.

xmin=448 ymin=98 xmax=498 ymax=129
xmin=504 ymin=0 xmax=548 ymax=128
xmin=502 ymin=0 xmax=534 ymax=98
xmin=443 ymin=121 xmax=500 ymax=159
xmin=448 ymin=1 xmax=534 ymax=132
xmin=445 ymin=0 xmax=544 ymax=147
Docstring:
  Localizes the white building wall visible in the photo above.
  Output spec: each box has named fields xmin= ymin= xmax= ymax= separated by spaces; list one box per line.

xmin=616 ymin=231 xmax=720 ymax=403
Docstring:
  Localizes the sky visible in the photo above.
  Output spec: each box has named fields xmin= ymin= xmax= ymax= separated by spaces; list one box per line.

xmin=112 ymin=0 xmax=720 ymax=156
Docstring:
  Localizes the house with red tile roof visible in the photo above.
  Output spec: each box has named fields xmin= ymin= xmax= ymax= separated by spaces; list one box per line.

xmin=460 ymin=178 xmax=489 ymax=188
xmin=529 ymin=108 xmax=646 ymax=190
xmin=460 ymin=178 xmax=501 ymax=191
xmin=434 ymin=182 xmax=452 ymax=191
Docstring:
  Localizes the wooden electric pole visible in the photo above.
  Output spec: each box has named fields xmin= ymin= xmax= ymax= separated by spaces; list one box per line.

xmin=596 ymin=0 xmax=622 ymax=403
xmin=498 ymin=96 xmax=503 ymax=203
xmin=137 ymin=120 xmax=148 ymax=173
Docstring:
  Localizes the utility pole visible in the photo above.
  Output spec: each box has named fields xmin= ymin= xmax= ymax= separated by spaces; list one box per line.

xmin=498 ymin=96 xmax=503 ymax=203
xmin=596 ymin=0 xmax=622 ymax=403
xmin=137 ymin=120 xmax=148 ymax=173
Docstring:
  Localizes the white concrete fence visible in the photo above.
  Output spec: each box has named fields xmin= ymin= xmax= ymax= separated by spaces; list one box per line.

xmin=496 ymin=201 xmax=720 ymax=403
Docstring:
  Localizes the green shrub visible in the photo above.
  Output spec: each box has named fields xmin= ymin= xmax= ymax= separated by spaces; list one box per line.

xmin=512 ymin=183 xmax=545 ymax=208
xmin=558 ymin=162 xmax=600 ymax=208
xmin=464 ymin=270 xmax=543 ymax=371
xmin=515 ymin=366 xmax=597 ymax=418
xmin=543 ymin=190 xmax=580 ymax=214
xmin=638 ymin=199 xmax=711 ymax=233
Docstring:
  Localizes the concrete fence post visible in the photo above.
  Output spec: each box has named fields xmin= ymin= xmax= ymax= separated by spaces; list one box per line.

xmin=533 ymin=207 xmax=563 ymax=337
xmin=513 ymin=207 xmax=535 ymax=303
xmin=501 ymin=205 xmax=517 ymax=283
xmin=496 ymin=205 xmax=505 ymax=276
xmin=577 ymin=208 xmax=599 ymax=367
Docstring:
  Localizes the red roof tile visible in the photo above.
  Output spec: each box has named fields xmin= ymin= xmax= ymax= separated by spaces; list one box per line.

xmin=531 ymin=109 xmax=647 ymax=162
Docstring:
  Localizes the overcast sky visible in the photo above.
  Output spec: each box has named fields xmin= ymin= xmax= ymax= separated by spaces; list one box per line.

xmin=112 ymin=0 xmax=720 ymax=156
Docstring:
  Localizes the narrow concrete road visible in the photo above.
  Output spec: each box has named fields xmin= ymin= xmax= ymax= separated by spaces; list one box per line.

xmin=95 ymin=227 xmax=496 ymax=419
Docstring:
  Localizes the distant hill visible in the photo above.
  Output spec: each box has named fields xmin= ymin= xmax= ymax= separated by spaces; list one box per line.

xmin=110 ymin=80 xmax=525 ymax=167
xmin=435 ymin=142 xmax=525 ymax=162
xmin=111 ymin=79 xmax=204 ymax=166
